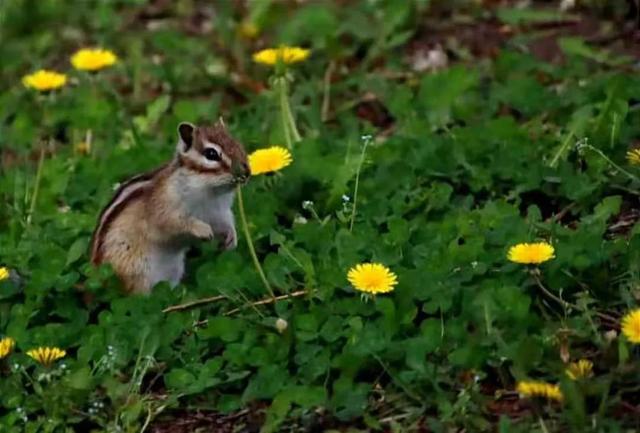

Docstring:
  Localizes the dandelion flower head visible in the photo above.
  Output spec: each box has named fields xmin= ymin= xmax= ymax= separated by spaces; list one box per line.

xmin=347 ymin=263 xmax=398 ymax=295
xmin=0 ymin=337 xmax=15 ymax=359
xmin=248 ymin=146 xmax=292 ymax=175
xmin=71 ymin=48 xmax=118 ymax=71
xmin=22 ymin=70 xmax=67 ymax=91
xmin=507 ymin=242 xmax=555 ymax=265
xmin=253 ymin=46 xmax=310 ymax=66
xmin=565 ymin=359 xmax=593 ymax=380
xmin=626 ymin=149 xmax=640 ymax=165
xmin=0 ymin=267 xmax=9 ymax=281
xmin=622 ymin=308 xmax=640 ymax=344
xmin=516 ymin=380 xmax=563 ymax=402
xmin=26 ymin=347 xmax=66 ymax=367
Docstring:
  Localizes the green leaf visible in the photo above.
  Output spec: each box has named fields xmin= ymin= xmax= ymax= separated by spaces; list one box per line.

xmin=146 ymin=95 xmax=171 ymax=125
xmin=199 ymin=317 xmax=242 ymax=342
xmin=65 ymin=238 xmax=88 ymax=266
xmin=63 ymin=366 xmax=92 ymax=390
xmin=418 ymin=66 xmax=478 ymax=126
xmin=497 ymin=8 xmax=566 ymax=25
xmin=582 ymin=196 xmax=621 ymax=225
xmin=243 ymin=365 xmax=288 ymax=401
xmin=559 ymin=37 xmax=630 ymax=66
xmin=165 ymin=368 xmax=197 ymax=392
xmin=260 ymin=392 xmax=292 ymax=433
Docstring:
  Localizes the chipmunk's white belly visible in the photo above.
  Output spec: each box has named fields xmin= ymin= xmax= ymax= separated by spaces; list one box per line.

xmin=184 ymin=188 xmax=236 ymax=230
xmin=147 ymin=246 xmax=186 ymax=289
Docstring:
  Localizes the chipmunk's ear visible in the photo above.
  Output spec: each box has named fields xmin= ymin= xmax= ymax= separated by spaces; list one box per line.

xmin=216 ymin=116 xmax=226 ymax=129
xmin=177 ymin=122 xmax=195 ymax=152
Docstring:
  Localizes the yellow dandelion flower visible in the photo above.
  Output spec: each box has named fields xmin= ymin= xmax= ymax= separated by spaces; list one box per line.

xmin=0 ymin=267 xmax=9 ymax=281
xmin=622 ymin=308 xmax=640 ymax=344
xmin=0 ymin=337 xmax=15 ymax=359
xmin=347 ymin=263 xmax=398 ymax=295
xmin=516 ymin=380 xmax=564 ymax=402
xmin=71 ymin=48 xmax=118 ymax=71
xmin=22 ymin=70 xmax=67 ymax=92
xmin=507 ymin=242 xmax=555 ymax=265
xmin=26 ymin=347 xmax=66 ymax=367
xmin=627 ymin=149 xmax=640 ymax=165
xmin=248 ymin=146 xmax=292 ymax=175
xmin=565 ymin=359 xmax=593 ymax=380
xmin=253 ymin=46 xmax=310 ymax=66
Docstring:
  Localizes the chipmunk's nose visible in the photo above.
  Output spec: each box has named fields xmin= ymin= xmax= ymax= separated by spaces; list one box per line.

xmin=232 ymin=161 xmax=250 ymax=182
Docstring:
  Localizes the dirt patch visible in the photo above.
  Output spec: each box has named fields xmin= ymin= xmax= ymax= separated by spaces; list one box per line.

xmin=150 ymin=406 xmax=265 ymax=433
xmin=406 ymin=4 xmax=640 ymax=66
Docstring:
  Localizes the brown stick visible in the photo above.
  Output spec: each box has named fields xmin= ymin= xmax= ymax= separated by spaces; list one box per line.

xmin=545 ymin=203 xmax=576 ymax=223
xmin=224 ymin=290 xmax=308 ymax=315
xmin=162 ymin=294 xmax=227 ymax=313
xmin=191 ymin=290 xmax=309 ymax=328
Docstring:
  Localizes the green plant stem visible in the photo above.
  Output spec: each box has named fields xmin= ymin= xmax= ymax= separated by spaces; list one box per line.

xmin=549 ymin=131 xmax=574 ymax=168
xmin=26 ymin=147 xmax=45 ymax=225
xmin=284 ymin=89 xmax=301 ymax=142
xmin=230 ymin=286 xmax=265 ymax=317
xmin=277 ymin=78 xmax=294 ymax=149
xmin=236 ymin=185 xmax=274 ymax=299
xmin=321 ymin=60 xmax=335 ymax=122
xmin=275 ymin=75 xmax=300 ymax=148
xmin=583 ymin=144 xmax=640 ymax=183
xmin=531 ymin=270 xmax=618 ymax=324
xmin=349 ymin=137 xmax=370 ymax=231
xmin=538 ymin=416 xmax=550 ymax=433
xmin=372 ymin=353 xmax=423 ymax=405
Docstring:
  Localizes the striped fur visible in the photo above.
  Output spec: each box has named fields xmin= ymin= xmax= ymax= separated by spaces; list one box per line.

xmin=90 ymin=164 xmax=167 ymax=264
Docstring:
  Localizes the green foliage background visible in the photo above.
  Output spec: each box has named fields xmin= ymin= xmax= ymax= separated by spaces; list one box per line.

xmin=1 ymin=0 xmax=640 ymax=431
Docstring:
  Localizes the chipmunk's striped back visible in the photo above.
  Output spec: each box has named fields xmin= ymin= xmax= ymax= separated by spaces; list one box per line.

xmin=90 ymin=164 xmax=167 ymax=264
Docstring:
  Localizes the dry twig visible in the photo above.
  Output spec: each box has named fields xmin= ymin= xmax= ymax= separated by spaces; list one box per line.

xmin=162 ymin=294 xmax=227 ymax=313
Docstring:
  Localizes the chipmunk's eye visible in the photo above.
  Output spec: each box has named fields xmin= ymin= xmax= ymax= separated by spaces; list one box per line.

xmin=203 ymin=148 xmax=220 ymax=161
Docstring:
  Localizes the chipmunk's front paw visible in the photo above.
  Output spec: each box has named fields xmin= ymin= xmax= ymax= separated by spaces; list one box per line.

xmin=220 ymin=227 xmax=237 ymax=250
xmin=192 ymin=221 xmax=214 ymax=240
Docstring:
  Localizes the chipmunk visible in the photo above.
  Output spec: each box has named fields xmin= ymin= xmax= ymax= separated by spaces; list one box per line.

xmin=90 ymin=120 xmax=250 ymax=294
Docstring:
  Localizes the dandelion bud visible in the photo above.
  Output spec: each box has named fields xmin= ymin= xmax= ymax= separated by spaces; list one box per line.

xmin=275 ymin=318 xmax=288 ymax=334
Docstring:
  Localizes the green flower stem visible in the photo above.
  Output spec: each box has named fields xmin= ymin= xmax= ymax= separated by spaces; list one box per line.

xmin=236 ymin=185 xmax=275 ymax=299
xmin=548 ymin=131 xmax=574 ymax=168
xmin=530 ymin=270 xmax=618 ymax=324
xmin=26 ymin=147 xmax=45 ymax=225
xmin=274 ymin=75 xmax=300 ymax=148
xmin=283 ymin=86 xmax=301 ymax=142
xmin=583 ymin=144 xmax=640 ymax=183
xmin=277 ymin=78 xmax=293 ymax=149
xmin=27 ymin=93 xmax=55 ymax=225
xmin=349 ymin=135 xmax=371 ymax=232
xmin=537 ymin=416 xmax=550 ymax=433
